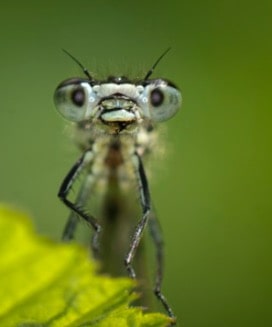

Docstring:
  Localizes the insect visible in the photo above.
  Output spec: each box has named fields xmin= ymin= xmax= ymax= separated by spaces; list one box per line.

xmin=54 ymin=49 xmax=182 ymax=323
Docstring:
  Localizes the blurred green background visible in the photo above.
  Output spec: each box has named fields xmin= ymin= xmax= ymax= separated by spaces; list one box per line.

xmin=0 ymin=1 xmax=271 ymax=326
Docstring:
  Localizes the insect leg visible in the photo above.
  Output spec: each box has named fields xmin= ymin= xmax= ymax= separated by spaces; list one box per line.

xmin=148 ymin=211 xmax=176 ymax=320
xmin=62 ymin=212 xmax=78 ymax=241
xmin=58 ymin=150 xmax=102 ymax=254
xmin=62 ymin=172 xmax=95 ymax=241
xmin=124 ymin=153 xmax=151 ymax=279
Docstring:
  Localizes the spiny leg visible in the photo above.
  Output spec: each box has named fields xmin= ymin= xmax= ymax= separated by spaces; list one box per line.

xmin=62 ymin=174 xmax=95 ymax=242
xmin=58 ymin=150 xmax=102 ymax=254
xmin=125 ymin=152 xmax=151 ymax=279
xmin=62 ymin=212 xmax=78 ymax=241
xmin=148 ymin=211 xmax=176 ymax=321
xmin=124 ymin=153 xmax=176 ymax=323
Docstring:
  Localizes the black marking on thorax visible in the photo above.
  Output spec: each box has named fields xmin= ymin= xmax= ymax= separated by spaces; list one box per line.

xmin=104 ymin=139 xmax=123 ymax=169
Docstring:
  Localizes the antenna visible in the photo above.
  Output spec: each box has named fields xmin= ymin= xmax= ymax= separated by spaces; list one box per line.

xmin=62 ymin=49 xmax=93 ymax=80
xmin=144 ymin=47 xmax=171 ymax=80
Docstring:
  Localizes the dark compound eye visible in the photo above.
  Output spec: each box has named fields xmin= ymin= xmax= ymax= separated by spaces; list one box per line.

xmin=71 ymin=87 xmax=85 ymax=107
xmin=150 ymin=88 xmax=164 ymax=107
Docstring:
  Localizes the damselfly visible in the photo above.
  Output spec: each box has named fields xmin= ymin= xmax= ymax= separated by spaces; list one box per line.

xmin=54 ymin=49 xmax=182 ymax=323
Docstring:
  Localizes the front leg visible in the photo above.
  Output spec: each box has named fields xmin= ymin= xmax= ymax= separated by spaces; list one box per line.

xmin=61 ymin=173 xmax=96 ymax=242
xmin=124 ymin=153 xmax=176 ymax=323
xmin=124 ymin=152 xmax=151 ymax=279
xmin=58 ymin=150 xmax=102 ymax=254
xmin=148 ymin=211 xmax=176 ymax=321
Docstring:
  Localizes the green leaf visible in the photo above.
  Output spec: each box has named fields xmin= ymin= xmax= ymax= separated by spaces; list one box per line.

xmin=0 ymin=205 xmax=171 ymax=327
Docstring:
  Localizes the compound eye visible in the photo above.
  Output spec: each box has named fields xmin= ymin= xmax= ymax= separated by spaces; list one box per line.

xmin=54 ymin=79 xmax=92 ymax=122
xmin=146 ymin=81 xmax=182 ymax=122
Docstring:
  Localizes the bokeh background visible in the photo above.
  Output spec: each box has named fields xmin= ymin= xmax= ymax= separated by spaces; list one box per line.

xmin=0 ymin=1 xmax=271 ymax=326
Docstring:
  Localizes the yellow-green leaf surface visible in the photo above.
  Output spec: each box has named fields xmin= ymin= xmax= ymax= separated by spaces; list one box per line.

xmin=0 ymin=205 xmax=171 ymax=327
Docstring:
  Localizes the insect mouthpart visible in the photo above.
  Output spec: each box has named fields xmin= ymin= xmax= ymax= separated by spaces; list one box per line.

xmin=99 ymin=96 xmax=138 ymax=123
